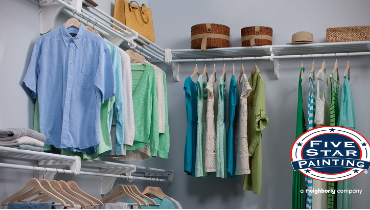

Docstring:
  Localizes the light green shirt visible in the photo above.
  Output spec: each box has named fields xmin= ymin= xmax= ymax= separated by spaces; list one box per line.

xmin=127 ymin=63 xmax=159 ymax=156
xmin=243 ymin=69 xmax=269 ymax=194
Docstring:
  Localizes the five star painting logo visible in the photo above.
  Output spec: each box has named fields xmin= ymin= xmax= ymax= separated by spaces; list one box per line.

xmin=291 ymin=126 xmax=370 ymax=181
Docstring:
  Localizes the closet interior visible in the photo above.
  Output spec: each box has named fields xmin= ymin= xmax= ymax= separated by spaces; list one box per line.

xmin=1 ymin=0 xmax=370 ymax=209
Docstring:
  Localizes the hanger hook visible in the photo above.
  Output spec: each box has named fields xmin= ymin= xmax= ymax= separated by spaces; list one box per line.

xmin=71 ymin=172 xmax=75 ymax=181
xmin=195 ymin=59 xmax=197 ymax=67
xmin=54 ymin=169 xmax=59 ymax=180
xmin=61 ymin=169 xmax=65 ymax=180
xmin=33 ymin=166 xmax=36 ymax=179
xmin=347 ymin=53 xmax=349 ymax=61
xmin=254 ymin=57 xmax=257 ymax=65
xmin=43 ymin=168 xmax=48 ymax=179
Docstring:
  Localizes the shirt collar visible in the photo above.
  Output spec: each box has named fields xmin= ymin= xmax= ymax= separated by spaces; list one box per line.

xmin=61 ymin=23 xmax=86 ymax=47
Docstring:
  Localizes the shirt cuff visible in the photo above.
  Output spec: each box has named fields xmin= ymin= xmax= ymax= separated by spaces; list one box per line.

xmin=256 ymin=109 xmax=269 ymax=131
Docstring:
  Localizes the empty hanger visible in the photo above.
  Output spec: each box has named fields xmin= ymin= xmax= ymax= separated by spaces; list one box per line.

xmin=1 ymin=178 xmax=67 ymax=207
xmin=129 ymin=185 xmax=157 ymax=205
xmin=190 ymin=63 xmax=200 ymax=78
xmin=67 ymin=181 xmax=103 ymax=206
xmin=59 ymin=180 xmax=95 ymax=208
xmin=101 ymin=184 xmax=142 ymax=206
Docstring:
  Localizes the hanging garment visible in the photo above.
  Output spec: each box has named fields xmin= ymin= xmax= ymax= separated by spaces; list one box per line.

xmin=41 ymin=39 xmax=123 ymax=159
xmin=106 ymin=40 xmax=125 ymax=155
xmin=157 ymin=71 xmax=171 ymax=158
xmin=328 ymin=72 xmax=340 ymax=209
xmin=235 ymin=74 xmax=252 ymax=175
xmin=216 ymin=75 xmax=227 ymax=178
xmin=127 ymin=63 xmax=159 ymax=157
xmin=243 ymin=69 xmax=268 ymax=194
xmin=119 ymin=48 xmax=135 ymax=146
xmin=292 ymin=68 xmax=306 ymax=209
xmin=195 ymin=75 xmax=207 ymax=177
xmin=24 ymin=24 xmax=115 ymax=153
xmin=305 ymin=73 xmax=315 ymax=209
xmin=7 ymin=202 xmax=53 ymax=209
xmin=337 ymin=74 xmax=355 ymax=209
xmin=227 ymin=75 xmax=237 ymax=178
xmin=184 ymin=76 xmax=198 ymax=176
xmin=312 ymin=70 xmax=328 ymax=209
xmin=127 ymin=198 xmax=175 ymax=209
xmin=205 ymin=75 xmax=217 ymax=172
xmin=154 ymin=65 xmax=166 ymax=134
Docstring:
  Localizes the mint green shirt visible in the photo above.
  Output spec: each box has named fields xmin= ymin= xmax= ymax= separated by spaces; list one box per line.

xmin=127 ymin=63 xmax=159 ymax=156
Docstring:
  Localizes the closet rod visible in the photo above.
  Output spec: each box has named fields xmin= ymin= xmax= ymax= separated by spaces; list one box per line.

xmin=0 ymin=163 xmax=170 ymax=182
xmin=54 ymin=0 xmax=164 ymax=62
xmin=82 ymin=1 xmax=165 ymax=55
xmin=172 ymin=51 xmax=370 ymax=63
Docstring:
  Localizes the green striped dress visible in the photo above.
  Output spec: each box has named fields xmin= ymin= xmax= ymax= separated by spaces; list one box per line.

xmin=328 ymin=72 xmax=340 ymax=209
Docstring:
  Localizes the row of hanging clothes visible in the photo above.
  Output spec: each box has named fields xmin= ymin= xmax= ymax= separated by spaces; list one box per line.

xmin=183 ymin=62 xmax=269 ymax=194
xmin=1 ymin=172 xmax=181 ymax=209
xmin=22 ymin=16 xmax=169 ymax=161
xmin=293 ymin=58 xmax=354 ymax=209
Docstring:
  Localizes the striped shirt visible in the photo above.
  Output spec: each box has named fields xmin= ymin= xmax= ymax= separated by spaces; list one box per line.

xmin=305 ymin=73 xmax=315 ymax=209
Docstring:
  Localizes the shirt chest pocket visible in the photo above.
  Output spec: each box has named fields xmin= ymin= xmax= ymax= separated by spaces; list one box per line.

xmin=78 ymin=64 xmax=95 ymax=89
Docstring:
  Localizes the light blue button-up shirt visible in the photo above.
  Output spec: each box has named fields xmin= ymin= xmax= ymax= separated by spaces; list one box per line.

xmin=23 ymin=24 xmax=114 ymax=153
xmin=105 ymin=40 xmax=125 ymax=155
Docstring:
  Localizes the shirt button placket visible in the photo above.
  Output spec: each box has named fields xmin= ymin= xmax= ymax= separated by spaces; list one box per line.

xmin=62 ymin=42 xmax=75 ymax=141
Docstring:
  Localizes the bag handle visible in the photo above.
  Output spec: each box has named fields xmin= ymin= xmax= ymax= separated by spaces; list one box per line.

xmin=129 ymin=1 xmax=150 ymax=24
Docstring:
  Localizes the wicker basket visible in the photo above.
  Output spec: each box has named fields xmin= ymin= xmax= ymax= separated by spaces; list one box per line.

xmin=241 ymin=26 xmax=273 ymax=47
xmin=191 ymin=23 xmax=230 ymax=51
xmin=326 ymin=26 xmax=370 ymax=42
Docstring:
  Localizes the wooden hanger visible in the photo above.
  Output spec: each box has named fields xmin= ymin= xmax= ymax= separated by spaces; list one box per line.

xmin=58 ymin=180 xmax=95 ymax=208
xmin=251 ymin=64 xmax=258 ymax=78
xmin=67 ymin=181 xmax=104 ymax=206
xmin=344 ymin=60 xmax=350 ymax=80
xmin=190 ymin=64 xmax=199 ymax=78
xmin=129 ymin=185 xmax=158 ymax=205
xmin=126 ymin=49 xmax=147 ymax=66
xmin=316 ymin=60 xmax=329 ymax=86
xmin=110 ymin=185 xmax=148 ymax=206
xmin=330 ymin=58 xmax=339 ymax=78
xmin=101 ymin=185 xmax=142 ymax=206
xmin=309 ymin=60 xmax=315 ymax=78
xmin=85 ymin=26 xmax=99 ymax=35
xmin=65 ymin=17 xmax=81 ymax=29
xmin=1 ymin=178 xmax=66 ymax=207
xmin=142 ymin=185 xmax=164 ymax=199
xmin=221 ymin=63 xmax=226 ymax=80
xmin=44 ymin=180 xmax=81 ymax=208
xmin=238 ymin=63 xmax=245 ymax=84
xmin=201 ymin=64 xmax=209 ymax=80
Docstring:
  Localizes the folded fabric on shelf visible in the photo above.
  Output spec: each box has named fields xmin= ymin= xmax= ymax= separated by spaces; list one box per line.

xmin=0 ymin=136 xmax=44 ymax=147
xmin=0 ymin=128 xmax=46 ymax=142
xmin=18 ymin=144 xmax=44 ymax=152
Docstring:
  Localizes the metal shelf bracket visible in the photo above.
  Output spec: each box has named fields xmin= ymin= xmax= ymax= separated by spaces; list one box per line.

xmin=270 ymin=46 xmax=280 ymax=79
xmin=144 ymin=172 xmax=173 ymax=183
xmin=38 ymin=158 xmax=81 ymax=180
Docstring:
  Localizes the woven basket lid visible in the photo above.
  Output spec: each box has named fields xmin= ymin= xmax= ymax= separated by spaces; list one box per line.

xmin=291 ymin=31 xmax=314 ymax=43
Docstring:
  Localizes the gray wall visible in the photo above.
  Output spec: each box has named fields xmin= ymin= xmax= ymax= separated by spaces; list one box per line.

xmin=1 ymin=0 xmax=370 ymax=208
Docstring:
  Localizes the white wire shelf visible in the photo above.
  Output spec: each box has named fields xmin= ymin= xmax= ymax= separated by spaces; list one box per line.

xmin=169 ymin=41 xmax=370 ymax=81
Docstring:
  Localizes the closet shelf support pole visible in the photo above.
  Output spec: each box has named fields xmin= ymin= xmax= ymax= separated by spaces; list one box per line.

xmin=270 ymin=46 xmax=279 ymax=79
xmin=165 ymin=48 xmax=180 ymax=82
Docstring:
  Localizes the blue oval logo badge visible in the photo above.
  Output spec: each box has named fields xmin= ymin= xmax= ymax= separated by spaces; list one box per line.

xmin=291 ymin=126 xmax=370 ymax=181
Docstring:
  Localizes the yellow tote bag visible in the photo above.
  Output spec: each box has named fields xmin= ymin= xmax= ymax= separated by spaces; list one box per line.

xmin=114 ymin=0 xmax=155 ymax=43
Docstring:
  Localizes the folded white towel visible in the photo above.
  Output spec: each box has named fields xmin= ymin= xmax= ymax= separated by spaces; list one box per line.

xmin=0 ymin=136 xmax=44 ymax=147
